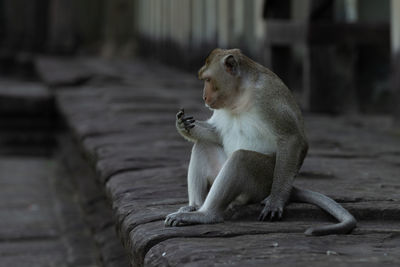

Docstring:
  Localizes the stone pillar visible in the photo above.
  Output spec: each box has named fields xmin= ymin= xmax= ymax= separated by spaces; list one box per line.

xmin=48 ymin=0 xmax=76 ymax=53
xmin=217 ymin=0 xmax=230 ymax=48
xmin=204 ymin=0 xmax=217 ymax=45
xmin=192 ymin=0 xmax=205 ymax=49
xmin=391 ymin=0 xmax=400 ymax=120
xmin=233 ymin=0 xmax=245 ymax=46
xmin=101 ymin=0 xmax=134 ymax=57
xmin=243 ymin=0 xmax=255 ymax=52
xmin=391 ymin=0 xmax=400 ymax=55
xmin=292 ymin=0 xmax=312 ymax=109
xmin=72 ymin=0 xmax=104 ymax=51
xmin=1 ymin=0 xmax=49 ymax=53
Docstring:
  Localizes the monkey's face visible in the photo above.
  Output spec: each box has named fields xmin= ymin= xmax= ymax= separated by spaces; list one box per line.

xmin=198 ymin=49 xmax=241 ymax=110
xmin=200 ymin=71 xmax=236 ymax=110
xmin=202 ymin=77 xmax=223 ymax=109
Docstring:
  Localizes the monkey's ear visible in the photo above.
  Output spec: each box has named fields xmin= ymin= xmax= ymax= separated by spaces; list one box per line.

xmin=223 ymin=55 xmax=238 ymax=76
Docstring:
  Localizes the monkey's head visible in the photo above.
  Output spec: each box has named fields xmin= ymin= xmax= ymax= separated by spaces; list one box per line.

xmin=198 ymin=48 xmax=242 ymax=110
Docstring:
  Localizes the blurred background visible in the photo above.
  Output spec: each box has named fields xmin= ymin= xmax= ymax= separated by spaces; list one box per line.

xmin=1 ymin=2 xmax=400 ymax=265
xmin=0 ymin=0 xmax=400 ymax=115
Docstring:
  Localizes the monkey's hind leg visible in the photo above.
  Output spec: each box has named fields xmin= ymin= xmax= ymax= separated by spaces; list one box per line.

xmin=174 ymin=142 xmax=226 ymax=213
xmin=165 ymin=149 xmax=274 ymax=227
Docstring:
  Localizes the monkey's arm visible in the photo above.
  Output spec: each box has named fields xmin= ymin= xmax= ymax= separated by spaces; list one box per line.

xmin=191 ymin=120 xmax=221 ymax=143
xmin=260 ymin=135 xmax=307 ymax=220
xmin=176 ymin=109 xmax=221 ymax=144
xmin=259 ymin=107 xmax=308 ymax=220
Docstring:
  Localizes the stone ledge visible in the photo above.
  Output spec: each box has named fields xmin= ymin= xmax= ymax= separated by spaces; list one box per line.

xmin=49 ymin=58 xmax=400 ymax=266
xmin=0 ymin=79 xmax=56 ymax=156
xmin=0 ymin=79 xmax=53 ymax=115
xmin=57 ymin=134 xmax=131 ymax=267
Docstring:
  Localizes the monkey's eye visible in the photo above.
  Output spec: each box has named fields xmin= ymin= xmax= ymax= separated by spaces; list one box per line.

xmin=205 ymin=78 xmax=211 ymax=82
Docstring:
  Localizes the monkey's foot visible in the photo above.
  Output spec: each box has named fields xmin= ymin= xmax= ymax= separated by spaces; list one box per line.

xmin=178 ymin=205 xmax=197 ymax=212
xmin=164 ymin=211 xmax=223 ymax=227
xmin=259 ymin=196 xmax=285 ymax=221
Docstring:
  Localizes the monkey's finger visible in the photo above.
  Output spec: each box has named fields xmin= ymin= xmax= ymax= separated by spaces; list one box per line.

xmin=183 ymin=120 xmax=195 ymax=127
xmin=182 ymin=116 xmax=194 ymax=121
xmin=258 ymin=210 xmax=268 ymax=221
xmin=166 ymin=216 xmax=174 ymax=226
xmin=270 ymin=211 xmax=277 ymax=221
xmin=183 ymin=120 xmax=195 ymax=125
xmin=278 ymin=208 xmax=283 ymax=219
xmin=184 ymin=125 xmax=195 ymax=131
xmin=177 ymin=110 xmax=184 ymax=119
xmin=260 ymin=213 xmax=268 ymax=221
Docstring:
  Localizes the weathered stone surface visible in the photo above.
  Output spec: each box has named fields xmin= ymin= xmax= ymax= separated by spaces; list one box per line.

xmin=0 ymin=158 xmax=59 ymax=240
xmin=36 ymin=56 xmax=201 ymax=89
xmin=0 ymin=240 xmax=67 ymax=267
xmin=298 ymin=156 xmax=400 ymax=201
xmin=105 ymin=167 xmax=400 ymax=266
xmin=53 ymin=59 xmax=400 ymax=266
xmin=35 ymin=57 xmax=96 ymax=87
xmin=145 ymin=233 xmax=400 ymax=267
xmin=0 ymin=157 xmax=100 ymax=267
xmin=58 ymin=134 xmax=131 ymax=267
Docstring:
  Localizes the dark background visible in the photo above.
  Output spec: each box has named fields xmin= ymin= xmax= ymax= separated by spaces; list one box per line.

xmin=0 ymin=0 xmax=399 ymax=116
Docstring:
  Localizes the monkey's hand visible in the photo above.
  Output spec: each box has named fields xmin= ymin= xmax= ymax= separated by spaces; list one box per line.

xmin=176 ymin=109 xmax=196 ymax=139
xmin=259 ymin=195 xmax=286 ymax=221
xmin=176 ymin=109 xmax=221 ymax=144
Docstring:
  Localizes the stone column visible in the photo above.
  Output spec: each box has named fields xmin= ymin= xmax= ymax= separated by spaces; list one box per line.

xmin=48 ymin=0 xmax=76 ymax=53
xmin=391 ymin=0 xmax=400 ymax=55
xmin=391 ymin=0 xmax=400 ymax=120
xmin=101 ymin=0 xmax=134 ymax=57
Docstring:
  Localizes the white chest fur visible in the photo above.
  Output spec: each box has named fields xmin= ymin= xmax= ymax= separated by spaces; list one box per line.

xmin=209 ymin=109 xmax=277 ymax=157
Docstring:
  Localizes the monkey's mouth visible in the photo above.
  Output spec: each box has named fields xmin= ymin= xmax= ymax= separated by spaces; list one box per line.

xmin=205 ymin=102 xmax=214 ymax=110
xmin=205 ymin=99 xmax=221 ymax=110
xmin=207 ymin=102 xmax=222 ymax=110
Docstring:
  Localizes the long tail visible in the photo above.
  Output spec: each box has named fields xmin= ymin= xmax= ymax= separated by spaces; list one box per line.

xmin=291 ymin=186 xmax=357 ymax=236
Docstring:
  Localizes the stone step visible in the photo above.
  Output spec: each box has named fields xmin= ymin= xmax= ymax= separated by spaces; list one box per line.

xmin=0 ymin=131 xmax=55 ymax=144
xmin=51 ymin=58 xmax=400 ymax=267
xmin=0 ymin=80 xmax=54 ymax=115
xmin=0 ymin=79 xmax=56 ymax=155
xmin=0 ymin=117 xmax=55 ymax=130
xmin=0 ymin=132 xmax=55 ymax=156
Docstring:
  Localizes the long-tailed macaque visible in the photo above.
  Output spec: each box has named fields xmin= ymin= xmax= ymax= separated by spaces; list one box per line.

xmin=165 ymin=48 xmax=356 ymax=235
